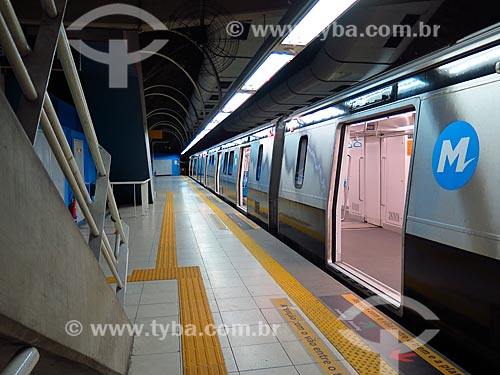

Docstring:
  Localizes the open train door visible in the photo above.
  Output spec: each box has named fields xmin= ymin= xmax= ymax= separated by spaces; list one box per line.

xmin=327 ymin=105 xmax=416 ymax=307
xmin=237 ymin=147 xmax=251 ymax=211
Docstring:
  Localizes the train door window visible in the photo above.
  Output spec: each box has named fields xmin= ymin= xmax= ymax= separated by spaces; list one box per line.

xmin=228 ymin=151 xmax=234 ymax=176
xmin=238 ymin=147 xmax=251 ymax=210
xmin=215 ymin=153 xmax=222 ymax=193
xmin=294 ymin=136 xmax=308 ymax=188
xmin=256 ymin=145 xmax=263 ymax=181
xmin=223 ymin=152 xmax=229 ymax=174
xmin=331 ymin=110 xmax=415 ymax=305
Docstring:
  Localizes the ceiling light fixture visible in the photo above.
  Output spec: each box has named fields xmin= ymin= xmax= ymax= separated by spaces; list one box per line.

xmin=241 ymin=53 xmax=295 ymax=91
xmin=282 ymin=0 xmax=358 ymax=46
xmin=222 ymin=92 xmax=252 ymax=113
xmin=181 ymin=0 xmax=359 ymax=155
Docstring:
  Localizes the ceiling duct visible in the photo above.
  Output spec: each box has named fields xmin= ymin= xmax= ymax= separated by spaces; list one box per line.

xmin=219 ymin=0 xmax=443 ymax=135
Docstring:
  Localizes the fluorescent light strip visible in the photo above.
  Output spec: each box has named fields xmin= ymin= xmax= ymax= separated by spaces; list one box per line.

xmin=222 ymin=92 xmax=252 ymax=113
xmin=181 ymin=54 xmax=293 ymax=154
xmin=242 ymin=53 xmax=295 ymax=91
xmin=282 ymin=0 xmax=357 ymax=46
xmin=182 ymin=1 xmax=359 ymax=154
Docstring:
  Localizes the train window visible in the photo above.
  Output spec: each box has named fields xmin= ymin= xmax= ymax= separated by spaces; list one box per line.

xmin=256 ymin=145 xmax=263 ymax=181
xmin=294 ymin=136 xmax=308 ymax=188
xmin=228 ymin=151 xmax=235 ymax=175
xmin=223 ymin=152 xmax=229 ymax=174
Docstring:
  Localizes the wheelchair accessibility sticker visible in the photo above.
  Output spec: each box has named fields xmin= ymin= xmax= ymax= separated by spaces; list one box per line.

xmin=432 ymin=121 xmax=479 ymax=190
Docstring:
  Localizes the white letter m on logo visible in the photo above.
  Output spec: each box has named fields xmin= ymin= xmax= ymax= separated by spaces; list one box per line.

xmin=437 ymin=137 xmax=475 ymax=173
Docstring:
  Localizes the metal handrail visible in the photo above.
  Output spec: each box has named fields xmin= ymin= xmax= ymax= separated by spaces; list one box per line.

xmin=111 ymin=179 xmax=151 ymax=217
xmin=57 ymin=28 xmax=127 ymax=245
xmin=0 ymin=2 xmax=126 ymax=290
xmin=43 ymin=93 xmax=92 ymax=205
xmin=102 ymin=232 xmax=123 ymax=288
xmin=56 ymin=28 xmax=106 ymax=176
xmin=39 ymin=109 xmax=100 ymax=236
xmin=0 ymin=347 xmax=39 ymax=375
xmin=0 ymin=0 xmax=31 ymax=55
xmin=41 ymin=0 xmax=58 ymax=18
xmin=0 ymin=11 xmax=37 ymax=100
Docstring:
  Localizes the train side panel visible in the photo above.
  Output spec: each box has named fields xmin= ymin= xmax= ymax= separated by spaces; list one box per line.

xmin=247 ymin=138 xmax=273 ymax=225
xmin=278 ymin=123 xmax=336 ymax=264
xmin=405 ymin=74 xmax=500 ymax=368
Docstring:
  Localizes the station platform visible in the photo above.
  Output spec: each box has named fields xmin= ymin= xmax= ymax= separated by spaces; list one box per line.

xmin=109 ymin=176 xmax=465 ymax=375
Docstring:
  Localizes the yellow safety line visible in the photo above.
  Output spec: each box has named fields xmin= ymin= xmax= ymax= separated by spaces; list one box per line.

xmin=273 ymin=298 xmax=351 ymax=375
xmin=184 ymin=176 xmax=396 ymax=375
xmin=234 ymin=212 xmax=260 ymax=229
xmin=342 ymin=294 xmax=465 ymax=375
xmin=108 ymin=190 xmax=226 ymax=375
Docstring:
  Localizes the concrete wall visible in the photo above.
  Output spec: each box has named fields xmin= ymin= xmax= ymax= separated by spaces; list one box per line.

xmin=0 ymin=91 xmax=132 ymax=374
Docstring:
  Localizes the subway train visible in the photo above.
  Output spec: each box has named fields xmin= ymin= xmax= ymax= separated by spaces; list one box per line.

xmin=189 ymin=25 xmax=500 ymax=371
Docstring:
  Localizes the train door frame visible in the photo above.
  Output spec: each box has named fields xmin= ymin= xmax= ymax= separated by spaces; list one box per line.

xmin=215 ymin=152 xmax=222 ymax=193
xmin=237 ymin=146 xmax=251 ymax=211
xmin=204 ymin=155 xmax=208 ymax=185
xmin=326 ymin=98 xmax=420 ymax=310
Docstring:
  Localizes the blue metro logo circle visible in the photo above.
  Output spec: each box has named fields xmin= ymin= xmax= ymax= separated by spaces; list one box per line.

xmin=432 ymin=121 xmax=480 ymax=190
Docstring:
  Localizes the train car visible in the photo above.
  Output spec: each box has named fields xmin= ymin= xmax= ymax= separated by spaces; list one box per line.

xmin=195 ymin=124 xmax=276 ymax=221
xmin=190 ymin=25 xmax=500 ymax=371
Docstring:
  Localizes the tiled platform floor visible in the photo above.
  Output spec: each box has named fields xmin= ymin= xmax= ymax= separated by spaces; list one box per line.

xmin=107 ymin=177 xmax=357 ymax=375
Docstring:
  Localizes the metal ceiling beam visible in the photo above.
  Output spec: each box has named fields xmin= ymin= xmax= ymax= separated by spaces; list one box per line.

xmin=140 ymin=50 xmax=207 ymax=122
xmin=145 ymin=92 xmax=199 ymax=128
xmin=150 ymin=121 xmax=187 ymax=144
xmin=146 ymin=107 xmax=196 ymax=134
xmin=145 ymin=84 xmax=201 ymax=121
xmin=163 ymin=29 xmax=222 ymax=99
xmin=147 ymin=112 xmax=190 ymax=137
xmin=151 ymin=135 xmax=183 ymax=151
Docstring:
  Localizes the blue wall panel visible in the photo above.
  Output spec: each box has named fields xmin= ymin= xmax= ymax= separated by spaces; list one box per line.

xmin=153 ymin=154 xmax=181 ymax=176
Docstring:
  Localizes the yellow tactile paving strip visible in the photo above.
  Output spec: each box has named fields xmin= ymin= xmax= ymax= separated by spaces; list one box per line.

xmin=342 ymin=294 xmax=464 ymax=375
xmin=273 ymin=298 xmax=351 ymax=375
xmin=180 ymin=267 xmax=227 ymax=375
xmin=108 ymin=191 xmax=227 ymax=375
xmin=184 ymin=176 xmax=396 ymax=375
xmin=156 ymin=192 xmax=177 ymax=268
